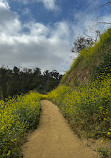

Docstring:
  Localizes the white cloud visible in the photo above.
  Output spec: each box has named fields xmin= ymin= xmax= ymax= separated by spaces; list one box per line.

xmin=1 ymin=0 xmax=110 ymax=73
xmin=0 ymin=0 xmax=9 ymax=9
xmin=0 ymin=0 xmax=21 ymax=35
xmin=0 ymin=1 xmax=71 ymax=73
xmin=38 ymin=0 xmax=58 ymax=10
xmin=24 ymin=22 xmax=49 ymax=36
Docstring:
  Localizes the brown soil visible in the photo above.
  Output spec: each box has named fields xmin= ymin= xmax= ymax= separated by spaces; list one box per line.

xmin=22 ymin=100 xmax=100 ymax=158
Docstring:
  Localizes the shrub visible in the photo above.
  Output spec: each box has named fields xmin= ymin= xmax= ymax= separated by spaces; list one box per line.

xmin=0 ymin=91 xmax=42 ymax=158
xmin=48 ymin=75 xmax=111 ymax=139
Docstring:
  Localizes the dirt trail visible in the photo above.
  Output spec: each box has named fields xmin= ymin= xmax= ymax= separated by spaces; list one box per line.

xmin=22 ymin=100 xmax=99 ymax=158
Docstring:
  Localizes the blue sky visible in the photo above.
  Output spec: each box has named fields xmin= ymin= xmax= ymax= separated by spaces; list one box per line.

xmin=0 ymin=0 xmax=111 ymax=73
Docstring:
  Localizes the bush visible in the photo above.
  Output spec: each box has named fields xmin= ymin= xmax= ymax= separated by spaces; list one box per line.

xmin=48 ymin=75 xmax=111 ymax=139
xmin=0 ymin=92 xmax=42 ymax=158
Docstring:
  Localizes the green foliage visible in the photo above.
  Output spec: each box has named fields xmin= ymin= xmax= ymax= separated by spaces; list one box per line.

xmin=61 ymin=28 xmax=111 ymax=86
xmin=92 ymin=51 xmax=111 ymax=81
xmin=48 ymin=75 xmax=111 ymax=139
xmin=47 ymin=29 xmax=111 ymax=158
xmin=48 ymin=28 xmax=111 ymax=157
xmin=0 ymin=67 xmax=62 ymax=98
xmin=0 ymin=25 xmax=111 ymax=158
xmin=97 ymin=147 xmax=111 ymax=158
xmin=0 ymin=91 xmax=43 ymax=158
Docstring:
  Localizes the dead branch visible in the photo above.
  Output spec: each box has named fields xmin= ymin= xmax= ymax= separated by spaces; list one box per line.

xmin=97 ymin=22 xmax=111 ymax=25
xmin=99 ymin=1 xmax=111 ymax=9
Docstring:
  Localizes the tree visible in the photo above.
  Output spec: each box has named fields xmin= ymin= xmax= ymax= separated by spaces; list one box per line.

xmin=0 ymin=66 xmax=63 ymax=98
xmin=71 ymin=36 xmax=95 ymax=54
xmin=10 ymin=66 xmax=20 ymax=96
xmin=0 ymin=67 xmax=8 ymax=98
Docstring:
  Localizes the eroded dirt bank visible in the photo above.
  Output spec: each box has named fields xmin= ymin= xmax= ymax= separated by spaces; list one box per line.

xmin=22 ymin=100 xmax=99 ymax=158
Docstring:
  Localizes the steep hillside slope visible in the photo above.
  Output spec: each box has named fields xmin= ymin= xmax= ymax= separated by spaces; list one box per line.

xmin=48 ymin=28 xmax=111 ymax=157
xmin=61 ymin=28 xmax=111 ymax=86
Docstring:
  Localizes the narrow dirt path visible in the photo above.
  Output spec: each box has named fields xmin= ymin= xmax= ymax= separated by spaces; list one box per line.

xmin=22 ymin=100 xmax=99 ymax=158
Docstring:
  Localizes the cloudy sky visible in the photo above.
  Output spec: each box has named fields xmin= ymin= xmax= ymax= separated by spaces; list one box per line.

xmin=0 ymin=0 xmax=111 ymax=73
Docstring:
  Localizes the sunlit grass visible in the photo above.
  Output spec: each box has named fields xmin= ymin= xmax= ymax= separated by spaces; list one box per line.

xmin=60 ymin=28 xmax=111 ymax=86
xmin=48 ymin=74 xmax=111 ymax=140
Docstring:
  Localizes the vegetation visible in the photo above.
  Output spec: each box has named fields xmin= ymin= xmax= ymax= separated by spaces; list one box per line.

xmin=0 ymin=67 xmax=62 ymax=99
xmin=0 ymin=91 xmax=44 ymax=158
xmin=0 ymin=28 xmax=111 ymax=158
xmin=61 ymin=28 xmax=111 ymax=86
xmin=97 ymin=147 xmax=111 ymax=158
xmin=48 ymin=75 xmax=111 ymax=139
xmin=47 ymin=28 xmax=111 ymax=157
xmin=71 ymin=35 xmax=95 ymax=54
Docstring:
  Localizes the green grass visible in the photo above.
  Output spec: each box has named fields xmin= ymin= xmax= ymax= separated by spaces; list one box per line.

xmin=48 ymin=75 xmax=111 ymax=140
xmin=60 ymin=28 xmax=111 ymax=86
xmin=97 ymin=147 xmax=111 ymax=158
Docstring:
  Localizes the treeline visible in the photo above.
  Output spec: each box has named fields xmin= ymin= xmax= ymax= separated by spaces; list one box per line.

xmin=0 ymin=66 xmax=62 ymax=98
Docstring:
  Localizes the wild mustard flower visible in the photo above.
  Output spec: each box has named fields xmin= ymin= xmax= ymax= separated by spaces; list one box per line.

xmin=0 ymin=91 xmax=42 ymax=158
xmin=101 ymin=140 xmax=103 ymax=143
xmin=48 ymin=74 xmax=111 ymax=139
xmin=107 ymin=132 xmax=111 ymax=137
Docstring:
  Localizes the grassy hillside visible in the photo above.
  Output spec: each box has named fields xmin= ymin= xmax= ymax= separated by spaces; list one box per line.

xmin=48 ymin=28 xmax=111 ymax=157
xmin=61 ymin=28 xmax=111 ymax=86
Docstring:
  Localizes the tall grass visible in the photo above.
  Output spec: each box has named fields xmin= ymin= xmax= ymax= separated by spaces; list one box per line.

xmin=0 ymin=91 xmax=43 ymax=158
